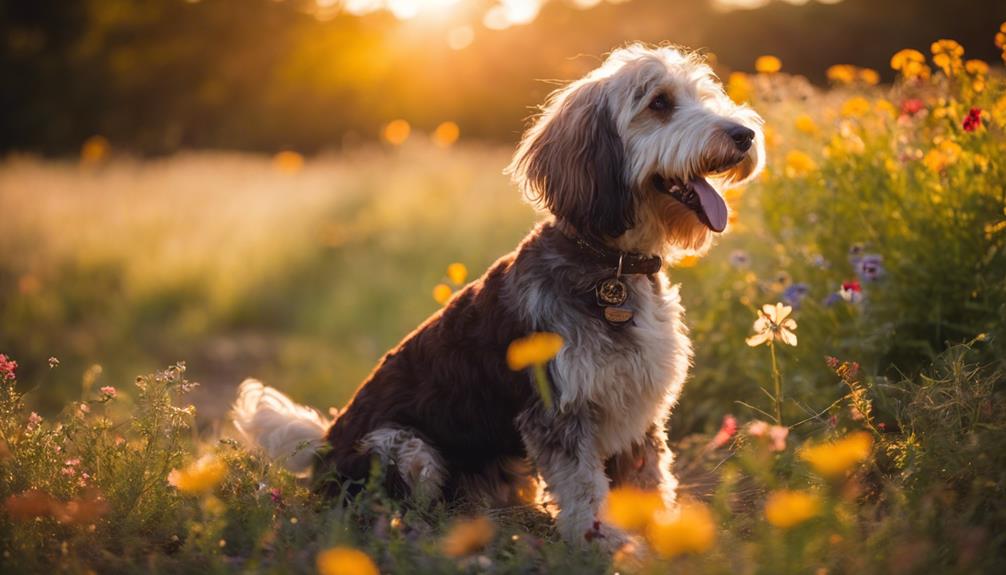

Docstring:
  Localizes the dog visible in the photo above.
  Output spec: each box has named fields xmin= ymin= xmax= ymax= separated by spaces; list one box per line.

xmin=232 ymin=44 xmax=763 ymax=550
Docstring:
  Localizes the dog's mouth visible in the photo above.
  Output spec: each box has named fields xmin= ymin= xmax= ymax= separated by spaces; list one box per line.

xmin=652 ymin=173 xmax=729 ymax=233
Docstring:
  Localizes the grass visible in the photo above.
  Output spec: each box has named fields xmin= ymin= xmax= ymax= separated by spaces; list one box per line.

xmin=2 ymin=37 xmax=1006 ymax=574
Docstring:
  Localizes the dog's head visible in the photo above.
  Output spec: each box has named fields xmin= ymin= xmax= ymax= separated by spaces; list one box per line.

xmin=507 ymin=44 xmax=764 ymax=257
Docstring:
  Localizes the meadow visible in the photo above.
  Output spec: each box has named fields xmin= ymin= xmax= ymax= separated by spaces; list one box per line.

xmin=2 ymin=35 xmax=1006 ymax=574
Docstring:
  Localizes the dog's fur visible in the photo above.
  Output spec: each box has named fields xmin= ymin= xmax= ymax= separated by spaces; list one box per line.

xmin=232 ymin=44 xmax=763 ymax=549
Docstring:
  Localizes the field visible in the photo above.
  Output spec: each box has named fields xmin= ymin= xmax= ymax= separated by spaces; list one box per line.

xmin=2 ymin=39 xmax=1006 ymax=574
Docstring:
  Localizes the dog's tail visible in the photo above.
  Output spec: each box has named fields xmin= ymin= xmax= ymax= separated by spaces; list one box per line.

xmin=231 ymin=379 xmax=330 ymax=474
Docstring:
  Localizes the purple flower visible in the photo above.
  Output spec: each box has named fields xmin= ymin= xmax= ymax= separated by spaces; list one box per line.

xmin=729 ymin=250 xmax=750 ymax=268
xmin=855 ymin=254 xmax=885 ymax=282
xmin=782 ymin=283 xmax=810 ymax=308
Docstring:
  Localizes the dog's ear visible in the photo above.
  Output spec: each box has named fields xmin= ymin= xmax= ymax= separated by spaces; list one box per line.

xmin=507 ymin=80 xmax=634 ymax=240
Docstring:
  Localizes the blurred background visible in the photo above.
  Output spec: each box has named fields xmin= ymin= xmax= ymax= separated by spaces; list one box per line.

xmin=1 ymin=0 xmax=1004 ymax=432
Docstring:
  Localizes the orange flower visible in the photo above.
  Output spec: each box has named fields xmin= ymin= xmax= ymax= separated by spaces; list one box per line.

xmin=446 ymin=262 xmax=468 ymax=285
xmin=441 ymin=516 xmax=495 ymax=557
xmin=168 ymin=454 xmax=227 ymax=495
xmin=931 ymin=39 xmax=964 ymax=76
xmin=890 ymin=49 xmax=930 ymax=80
xmin=316 ymin=546 xmax=379 ymax=575
xmin=432 ymin=121 xmax=460 ymax=148
xmin=764 ymin=490 xmax=820 ymax=528
xmin=646 ymin=500 xmax=716 ymax=557
xmin=755 ymin=55 xmax=782 ymax=74
xmin=727 ymin=72 xmax=753 ymax=104
xmin=800 ymin=431 xmax=873 ymax=479
xmin=382 ymin=119 xmax=411 ymax=145
xmin=433 ymin=283 xmax=453 ymax=305
xmin=602 ymin=486 xmax=665 ymax=532
xmin=506 ymin=332 xmax=564 ymax=370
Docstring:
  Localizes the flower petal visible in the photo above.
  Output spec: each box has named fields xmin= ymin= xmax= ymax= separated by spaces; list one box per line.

xmin=746 ymin=332 xmax=772 ymax=347
xmin=774 ymin=303 xmax=792 ymax=322
xmin=780 ymin=329 xmax=798 ymax=347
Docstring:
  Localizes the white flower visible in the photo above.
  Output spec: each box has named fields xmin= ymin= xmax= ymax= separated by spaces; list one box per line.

xmin=745 ymin=303 xmax=798 ymax=347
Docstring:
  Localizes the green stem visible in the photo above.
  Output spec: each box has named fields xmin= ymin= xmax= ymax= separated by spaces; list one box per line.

xmin=769 ymin=341 xmax=783 ymax=426
xmin=532 ymin=363 xmax=554 ymax=410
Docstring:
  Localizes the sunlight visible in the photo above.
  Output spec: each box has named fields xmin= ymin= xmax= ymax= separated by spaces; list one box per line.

xmin=337 ymin=0 xmax=463 ymax=20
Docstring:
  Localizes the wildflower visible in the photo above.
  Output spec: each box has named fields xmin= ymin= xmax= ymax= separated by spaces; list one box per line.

xmin=78 ymin=403 xmax=90 ymax=415
xmin=930 ymin=39 xmax=964 ymax=76
xmin=167 ymin=454 xmax=227 ymax=495
xmin=268 ymin=487 xmax=283 ymax=506
xmin=965 ymin=59 xmax=988 ymax=75
xmin=782 ymin=283 xmax=810 ymax=308
xmin=755 ymin=55 xmax=782 ymax=74
xmin=99 ymin=386 xmax=117 ymax=399
xmin=746 ymin=420 xmax=789 ymax=451
xmin=854 ymin=254 xmax=885 ymax=282
xmin=901 ymin=98 xmax=925 ymax=117
xmin=784 ymin=150 xmax=817 ymax=177
xmin=446 ymin=262 xmax=468 ymax=285
xmin=441 ymin=516 xmax=495 ymax=557
xmin=506 ymin=332 xmax=563 ymax=371
xmin=840 ymin=96 xmax=871 ymax=118
xmin=27 ymin=412 xmax=42 ymax=430
xmin=0 ymin=354 xmax=16 ymax=380
xmin=962 ymin=107 xmax=982 ymax=132
xmin=794 ymin=114 xmax=818 ymax=135
xmin=858 ymin=68 xmax=880 ymax=86
xmin=709 ymin=414 xmax=738 ymax=449
xmin=433 ymin=283 xmax=453 ymax=305
xmin=676 ymin=255 xmax=699 ymax=268
xmin=890 ymin=49 xmax=930 ymax=79
xmin=764 ymin=490 xmax=820 ymax=528
xmin=48 ymin=356 xmax=59 ymax=368
xmin=874 ymin=99 xmax=897 ymax=118
xmin=997 ymin=22 xmax=1006 ymax=49
xmin=800 ymin=431 xmax=873 ymax=478
xmin=316 ymin=547 xmax=380 ymax=575
xmin=432 ymin=121 xmax=461 ymax=148
xmin=826 ymin=64 xmax=856 ymax=85
xmin=272 ymin=151 xmax=304 ymax=174
xmin=839 ymin=280 xmax=863 ymax=303
xmin=726 ymin=72 xmax=753 ymax=104
xmin=603 ymin=486 xmax=665 ymax=531
xmin=726 ymin=250 xmax=749 ymax=269
xmin=80 ymin=135 xmax=110 ymax=165
xmin=646 ymin=500 xmax=716 ymax=558
xmin=923 ymin=138 xmax=962 ymax=173
xmin=383 ymin=119 xmax=411 ymax=145
xmin=745 ymin=303 xmax=798 ymax=347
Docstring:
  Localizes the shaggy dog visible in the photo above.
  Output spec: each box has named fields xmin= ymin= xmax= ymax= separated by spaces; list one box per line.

xmin=232 ymin=44 xmax=763 ymax=550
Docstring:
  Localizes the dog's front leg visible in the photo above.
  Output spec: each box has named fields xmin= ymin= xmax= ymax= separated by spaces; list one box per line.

xmin=605 ymin=423 xmax=679 ymax=509
xmin=517 ymin=406 xmax=629 ymax=550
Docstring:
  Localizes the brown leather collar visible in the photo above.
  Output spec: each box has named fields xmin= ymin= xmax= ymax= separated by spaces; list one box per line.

xmin=561 ymin=230 xmax=663 ymax=275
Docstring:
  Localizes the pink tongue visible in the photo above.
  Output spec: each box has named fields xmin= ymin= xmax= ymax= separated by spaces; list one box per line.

xmin=689 ymin=177 xmax=728 ymax=232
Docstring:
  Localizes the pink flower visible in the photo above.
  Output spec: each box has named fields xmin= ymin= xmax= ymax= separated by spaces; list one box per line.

xmin=65 ymin=458 xmax=80 ymax=466
xmin=745 ymin=420 xmax=789 ymax=452
xmin=78 ymin=403 xmax=90 ymax=414
xmin=99 ymin=386 xmax=117 ymax=399
xmin=709 ymin=414 xmax=739 ymax=449
xmin=962 ymin=107 xmax=982 ymax=132
xmin=0 ymin=354 xmax=17 ymax=381
xmin=27 ymin=412 xmax=42 ymax=430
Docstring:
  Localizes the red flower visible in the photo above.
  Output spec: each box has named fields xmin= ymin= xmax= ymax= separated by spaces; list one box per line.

xmin=962 ymin=107 xmax=982 ymax=132
xmin=0 ymin=355 xmax=16 ymax=381
xmin=901 ymin=98 xmax=925 ymax=116
xmin=841 ymin=280 xmax=862 ymax=293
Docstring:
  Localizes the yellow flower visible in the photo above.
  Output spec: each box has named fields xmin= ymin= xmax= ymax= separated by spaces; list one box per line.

xmin=645 ymin=500 xmax=716 ymax=558
xmin=602 ymin=486 xmax=665 ymax=532
xmin=382 ymin=119 xmax=411 ymax=145
xmin=446 ymin=262 xmax=468 ymax=285
xmin=272 ymin=150 xmax=304 ymax=174
xmin=746 ymin=303 xmax=797 ymax=347
xmin=432 ymin=121 xmax=460 ymax=148
xmin=840 ymin=96 xmax=871 ymax=118
xmin=433 ymin=283 xmax=453 ymax=305
xmin=316 ymin=547 xmax=379 ymax=575
xmin=784 ymin=150 xmax=817 ymax=178
xmin=794 ymin=114 xmax=818 ymax=135
xmin=922 ymin=139 xmax=962 ymax=173
xmin=996 ymin=22 xmax=1006 ymax=49
xmin=826 ymin=64 xmax=856 ymax=85
xmin=890 ymin=48 xmax=930 ymax=79
xmin=764 ymin=490 xmax=820 ymax=528
xmin=931 ymin=39 xmax=964 ymax=76
xmin=441 ymin=516 xmax=495 ymax=557
xmin=965 ymin=59 xmax=989 ymax=75
xmin=874 ymin=99 xmax=897 ymax=118
xmin=858 ymin=67 xmax=880 ymax=86
xmin=675 ymin=255 xmax=699 ymax=268
xmin=506 ymin=332 xmax=564 ymax=370
xmin=726 ymin=72 xmax=753 ymax=104
xmin=755 ymin=55 xmax=782 ymax=74
xmin=167 ymin=454 xmax=226 ymax=495
xmin=800 ymin=431 xmax=873 ymax=479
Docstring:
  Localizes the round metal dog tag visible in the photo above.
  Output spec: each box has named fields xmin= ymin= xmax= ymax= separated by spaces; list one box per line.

xmin=596 ymin=277 xmax=628 ymax=306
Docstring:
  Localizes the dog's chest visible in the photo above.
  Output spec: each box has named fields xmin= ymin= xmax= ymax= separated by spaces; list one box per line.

xmin=551 ymin=274 xmax=692 ymax=457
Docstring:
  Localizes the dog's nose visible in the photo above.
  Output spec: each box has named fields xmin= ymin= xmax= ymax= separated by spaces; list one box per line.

xmin=726 ymin=124 xmax=755 ymax=152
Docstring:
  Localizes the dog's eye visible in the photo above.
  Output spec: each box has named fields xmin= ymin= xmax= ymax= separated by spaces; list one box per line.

xmin=648 ymin=93 xmax=672 ymax=112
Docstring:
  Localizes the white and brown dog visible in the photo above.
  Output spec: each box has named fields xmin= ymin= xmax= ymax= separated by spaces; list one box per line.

xmin=232 ymin=44 xmax=763 ymax=549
